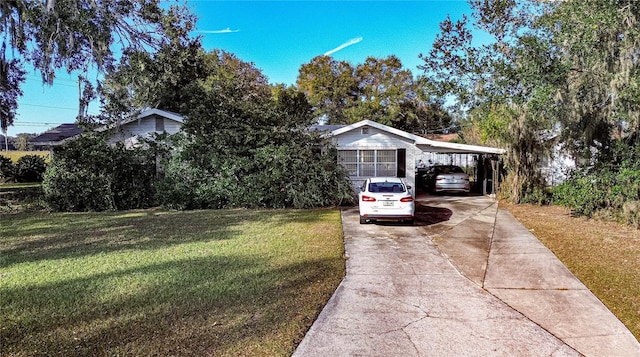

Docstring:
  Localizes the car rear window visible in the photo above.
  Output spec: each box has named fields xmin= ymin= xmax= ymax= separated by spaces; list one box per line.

xmin=368 ymin=182 xmax=406 ymax=193
xmin=437 ymin=166 xmax=464 ymax=174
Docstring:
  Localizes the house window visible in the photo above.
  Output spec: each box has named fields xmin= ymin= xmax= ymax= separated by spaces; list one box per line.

xmin=360 ymin=150 xmax=375 ymax=176
xmin=376 ymin=150 xmax=397 ymax=176
xmin=338 ymin=150 xmax=358 ymax=176
xmin=361 ymin=127 xmax=370 ymax=135
xmin=338 ymin=149 xmax=398 ymax=177
xmin=155 ymin=117 xmax=165 ymax=132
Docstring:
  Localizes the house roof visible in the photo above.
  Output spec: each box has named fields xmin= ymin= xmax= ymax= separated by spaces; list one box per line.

xmin=29 ymin=109 xmax=185 ymax=146
xmin=423 ymin=133 xmax=459 ymax=142
xmin=30 ymin=124 xmax=84 ymax=145
xmin=96 ymin=108 xmax=184 ymax=132
xmin=323 ymin=120 xmax=506 ymax=155
xmin=309 ymin=124 xmax=347 ymax=132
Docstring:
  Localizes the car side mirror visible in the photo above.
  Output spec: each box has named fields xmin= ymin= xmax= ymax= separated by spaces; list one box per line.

xmin=407 ymin=185 xmax=412 ymax=190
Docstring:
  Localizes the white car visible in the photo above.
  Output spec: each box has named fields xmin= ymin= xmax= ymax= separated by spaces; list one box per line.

xmin=358 ymin=177 xmax=415 ymax=224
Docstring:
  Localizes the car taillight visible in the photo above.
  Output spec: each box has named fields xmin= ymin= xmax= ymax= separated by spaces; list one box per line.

xmin=400 ymin=196 xmax=413 ymax=202
xmin=361 ymin=195 xmax=376 ymax=202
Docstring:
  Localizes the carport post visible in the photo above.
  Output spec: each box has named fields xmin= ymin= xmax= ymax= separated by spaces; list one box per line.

xmin=481 ymin=154 xmax=487 ymax=196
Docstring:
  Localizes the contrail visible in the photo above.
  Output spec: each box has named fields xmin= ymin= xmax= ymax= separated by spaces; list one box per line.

xmin=197 ymin=27 xmax=240 ymax=34
xmin=324 ymin=37 xmax=363 ymax=56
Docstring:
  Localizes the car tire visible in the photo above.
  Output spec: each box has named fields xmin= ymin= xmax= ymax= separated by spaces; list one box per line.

xmin=359 ymin=216 xmax=367 ymax=224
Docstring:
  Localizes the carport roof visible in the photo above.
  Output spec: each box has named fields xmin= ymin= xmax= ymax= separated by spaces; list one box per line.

xmin=315 ymin=120 xmax=506 ymax=155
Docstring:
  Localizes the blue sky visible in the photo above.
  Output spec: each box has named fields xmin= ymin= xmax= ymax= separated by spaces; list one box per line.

xmin=10 ymin=0 xmax=472 ymax=137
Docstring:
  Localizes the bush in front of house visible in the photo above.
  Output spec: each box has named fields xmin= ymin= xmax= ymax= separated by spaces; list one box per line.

xmin=0 ymin=155 xmax=15 ymax=182
xmin=151 ymin=67 xmax=355 ymax=209
xmin=15 ymin=154 xmax=47 ymax=182
xmin=553 ymin=139 xmax=640 ymax=224
xmin=43 ymin=134 xmax=156 ymax=211
xmin=0 ymin=154 xmax=48 ymax=183
xmin=155 ymin=140 xmax=355 ymax=210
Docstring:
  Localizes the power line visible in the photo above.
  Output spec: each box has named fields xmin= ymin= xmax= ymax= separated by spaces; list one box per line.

xmin=25 ymin=74 xmax=80 ymax=84
xmin=24 ymin=78 xmax=78 ymax=88
xmin=21 ymin=103 xmax=78 ymax=111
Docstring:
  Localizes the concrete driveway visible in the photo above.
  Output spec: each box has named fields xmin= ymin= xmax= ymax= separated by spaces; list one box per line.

xmin=293 ymin=195 xmax=640 ymax=356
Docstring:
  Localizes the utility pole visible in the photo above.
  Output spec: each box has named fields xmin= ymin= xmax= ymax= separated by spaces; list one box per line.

xmin=2 ymin=127 xmax=7 ymax=153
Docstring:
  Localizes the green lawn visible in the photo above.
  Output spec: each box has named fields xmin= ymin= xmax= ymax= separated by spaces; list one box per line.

xmin=0 ymin=151 xmax=50 ymax=163
xmin=0 ymin=208 xmax=345 ymax=356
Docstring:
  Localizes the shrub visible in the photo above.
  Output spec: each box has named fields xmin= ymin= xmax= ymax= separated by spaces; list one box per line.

xmin=15 ymin=154 xmax=47 ymax=182
xmin=43 ymin=159 xmax=116 ymax=211
xmin=520 ymin=186 xmax=552 ymax=206
xmin=553 ymin=139 xmax=640 ymax=223
xmin=553 ymin=173 xmax=607 ymax=216
xmin=156 ymin=141 xmax=355 ymax=210
xmin=43 ymin=134 xmax=156 ymax=212
xmin=0 ymin=155 xmax=15 ymax=182
xmin=155 ymin=158 xmax=221 ymax=210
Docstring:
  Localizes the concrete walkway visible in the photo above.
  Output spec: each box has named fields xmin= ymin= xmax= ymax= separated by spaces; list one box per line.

xmin=293 ymin=195 xmax=640 ymax=356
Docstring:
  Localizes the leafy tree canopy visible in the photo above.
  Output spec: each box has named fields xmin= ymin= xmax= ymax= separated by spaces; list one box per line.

xmin=0 ymin=0 xmax=195 ymax=129
xmin=421 ymin=0 xmax=640 ymax=205
xmin=539 ymin=0 xmax=640 ymax=159
xmin=420 ymin=0 xmax=560 ymax=202
xmin=161 ymin=51 xmax=353 ymax=209
xmin=296 ymin=55 xmax=451 ymax=133
xmin=100 ymin=45 xmax=353 ymax=209
xmin=296 ymin=55 xmax=359 ymax=124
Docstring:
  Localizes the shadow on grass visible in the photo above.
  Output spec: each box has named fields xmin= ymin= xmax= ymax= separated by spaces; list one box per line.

xmin=0 ymin=208 xmax=333 ymax=269
xmin=1 ymin=253 xmax=344 ymax=356
xmin=1 ymin=208 xmax=344 ymax=355
xmin=0 ymin=210 xmax=239 ymax=268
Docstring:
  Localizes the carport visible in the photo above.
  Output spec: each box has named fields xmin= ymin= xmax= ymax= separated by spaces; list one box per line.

xmin=414 ymin=140 xmax=506 ymax=196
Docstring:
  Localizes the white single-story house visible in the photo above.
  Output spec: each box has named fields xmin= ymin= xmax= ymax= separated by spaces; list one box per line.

xmin=313 ymin=120 xmax=506 ymax=197
xmin=32 ymin=112 xmax=506 ymax=195
xmin=30 ymin=108 xmax=183 ymax=149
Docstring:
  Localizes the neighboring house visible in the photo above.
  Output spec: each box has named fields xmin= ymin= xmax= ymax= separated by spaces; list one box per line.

xmin=29 ymin=124 xmax=84 ymax=149
xmin=539 ymin=131 xmax=576 ymax=187
xmin=423 ymin=133 xmax=459 ymax=142
xmin=313 ymin=120 xmax=505 ymax=197
xmin=30 ymin=109 xmax=183 ymax=149
xmin=1 ymin=135 xmax=17 ymax=151
xmin=99 ymin=108 xmax=183 ymax=149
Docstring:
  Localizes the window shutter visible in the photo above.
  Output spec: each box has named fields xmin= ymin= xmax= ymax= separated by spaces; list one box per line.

xmin=397 ymin=149 xmax=406 ymax=177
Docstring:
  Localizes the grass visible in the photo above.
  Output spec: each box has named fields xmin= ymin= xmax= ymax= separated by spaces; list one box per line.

xmin=0 ymin=208 xmax=345 ymax=356
xmin=502 ymin=202 xmax=640 ymax=340
xmin=0 ymin=150 xmax=50 ymax=162
xmin=0 ymin=184 xmax=44 ymax=213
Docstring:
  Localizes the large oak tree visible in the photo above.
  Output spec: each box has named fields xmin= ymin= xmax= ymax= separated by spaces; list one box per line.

xmin=0 ymin=0 xmax=195 ymax=130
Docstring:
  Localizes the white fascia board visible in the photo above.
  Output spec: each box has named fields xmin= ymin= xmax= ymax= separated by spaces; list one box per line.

xmin=138 ymin=108 xmax=184 ymax=123
xmin=95 ymin=108 xmax=185 ymax=132
xmin=417 ymin=142 xmax=506 ymax=154
xmin=323 ymin=119 xmax=506 ymax=154
xmin=328 ymin=120 xmax=424 ymax=144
